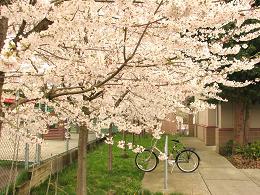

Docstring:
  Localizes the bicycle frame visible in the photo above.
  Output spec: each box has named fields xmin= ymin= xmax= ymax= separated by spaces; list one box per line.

xmin=135 ymin=137 xmax=200 ymax=173
xmin=149 ymin=139 xmax=162 ymax=153
xmin=148 ymin=139 xmax=182 ymax=173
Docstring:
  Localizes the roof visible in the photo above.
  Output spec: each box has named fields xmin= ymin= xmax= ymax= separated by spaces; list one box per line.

xmin=3 ymin=98 xmax=15 ymax=104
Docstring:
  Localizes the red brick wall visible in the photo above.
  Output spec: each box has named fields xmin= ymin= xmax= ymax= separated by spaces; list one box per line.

xmin=248 ymin=128 xmax=260 ymax=143
xmin=216 ymin=128 xmax=260 ymax=152
xmin=161 ymin=113 xmax=177 ymax=134
xmin=216 ymin=128 xmax=233 ymax=153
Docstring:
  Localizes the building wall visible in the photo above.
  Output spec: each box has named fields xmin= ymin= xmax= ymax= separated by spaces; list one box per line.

xmin=216 ymin=128 xmax=234 ymax=153
xmin=197 ymin=125 xmax=205 ymax=141
xmin=249 ymin=104 xmax=260 ymax=128
xmin=188 ymin=114 xmax=195 ymax=137
xmin=216 ymin=103 xmax=260 ymax=152
xmin=220 ymin=102 xmax=234 ymax=128
xmin=208 ymin=109 xmax=217 ymax=126
xmin=195 ymin=109 xmax=216 ymax=146
xmin=195 ymin=102 xmax=260 ymax=152
xmin=198 ymin=110 xmax=208 ymax=125
xmin=247 ymin=104 xmax=260 ymax=142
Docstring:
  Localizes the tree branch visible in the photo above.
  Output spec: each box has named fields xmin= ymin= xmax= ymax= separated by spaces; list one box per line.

xmin=9 ymin=98 xmax=39 ymax=110
xmin=115 ymin=90 xmax=130 ymax=108
xmin=13 ymin=18 xmax=54 ymax=44
xmin=86 ymin=90 xmax=104 ymax=101
xmin=123 ymin=27 xmax=127 ymax=61
xmin=48 ymin=2 xmax=163 ymax=99
xmin=13 ymin=20 xmax=27 ymax=44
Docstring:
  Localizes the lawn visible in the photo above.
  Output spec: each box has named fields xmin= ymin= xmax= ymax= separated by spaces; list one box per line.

xmin=31 ymin=133 xmax=180 ymax=195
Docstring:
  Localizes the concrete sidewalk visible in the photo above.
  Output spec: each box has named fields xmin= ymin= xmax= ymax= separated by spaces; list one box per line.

xmin=142 ymin=137 xmax=260 ymax=195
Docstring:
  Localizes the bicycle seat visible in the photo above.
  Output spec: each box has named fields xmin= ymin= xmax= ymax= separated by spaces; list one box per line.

xmin=171 ymin=139 xmax=180 ymax=143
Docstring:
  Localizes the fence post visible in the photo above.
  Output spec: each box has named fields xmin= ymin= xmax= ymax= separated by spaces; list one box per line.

xmin=24 ymin=96 xmax=29 ymax=169
xmin=25 ymin=139 xmax=29 ymax=170
xmin=35 ymin=136 xmax=41 ymax=164
xmin=34 ymin=104 xmax=42 ymax=164
xmin=66 ymin=133 xmax=69 ymax=152
xmin=164 ymin=135 xmax=168 ymax=190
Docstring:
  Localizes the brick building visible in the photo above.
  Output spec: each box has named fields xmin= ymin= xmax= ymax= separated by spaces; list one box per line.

xmin=161 ymin=113 xmax=178 ymax=134
xmin=0 ymin=98 xmax=65 ymax=140
xmin=191 ymin=102 xmax=260 ymax=153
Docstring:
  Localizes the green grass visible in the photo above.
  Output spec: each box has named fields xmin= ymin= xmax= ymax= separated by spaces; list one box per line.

xmin=0 ymin=169 xmax=30 ymax=195
xmin=31 ymin=133 xmax=181 ymax=195
xmin=0 ymin=160 xmax=24 ymax=168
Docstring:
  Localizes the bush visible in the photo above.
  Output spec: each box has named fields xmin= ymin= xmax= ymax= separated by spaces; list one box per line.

xmin=235 ymin=141 xmax=260 ymax=160
xmin=219 ymin=140 xmax=234 ymax=156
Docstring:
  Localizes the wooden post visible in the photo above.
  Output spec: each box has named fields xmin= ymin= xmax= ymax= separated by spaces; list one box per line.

xmin=76 ymin=126 xmax=88 ymax=195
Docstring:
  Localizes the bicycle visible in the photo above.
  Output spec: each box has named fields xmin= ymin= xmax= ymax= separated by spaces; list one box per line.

xmin=135 ymin=138 xmax=200 ymax=173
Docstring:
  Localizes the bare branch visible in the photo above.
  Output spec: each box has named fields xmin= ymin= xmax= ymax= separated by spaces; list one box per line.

xmin=13 ymin=20 xmax=26 ymax=44
xmin=87 ymin=90 xmax=104 ymax=101
xmin=28 ymin=59 xmax=39 ymax=73
xmin=13 ymin=18 xmax=54 ymax=44
xmin=9 ymin=98 xmax=39 ymax=110
xmin=37 ymin=48 xmax=83 ymax=63
xmin=154 ymin=0 xmax=164 ymax=15
xmin=132 ymin=17 xmax=167 ymax=28
xmin=123 ymin=27 xmax=127 ymax=61
xmin=70 ymin=6 xmax=79 ymax=21
xmin=115 ymin=90 xmax=130 ymax=108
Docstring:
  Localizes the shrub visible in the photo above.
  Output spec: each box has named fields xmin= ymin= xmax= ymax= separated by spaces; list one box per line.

xmin=235 ymin=141 xmax=260 ymax=160
xmin=219 ymin=140 xmax=234 ymax=156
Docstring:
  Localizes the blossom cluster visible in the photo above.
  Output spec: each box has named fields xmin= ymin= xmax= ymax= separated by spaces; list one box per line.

xmin=0 ymin=0 xmax=259 ymax=145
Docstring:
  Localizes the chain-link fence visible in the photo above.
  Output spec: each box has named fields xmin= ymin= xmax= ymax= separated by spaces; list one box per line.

xmin=0 ymin=125 xmax=97 ymax=193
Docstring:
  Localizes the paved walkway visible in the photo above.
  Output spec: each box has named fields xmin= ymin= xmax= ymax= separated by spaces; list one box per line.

xmin=142 ymin=137 xmax=260 ymax=195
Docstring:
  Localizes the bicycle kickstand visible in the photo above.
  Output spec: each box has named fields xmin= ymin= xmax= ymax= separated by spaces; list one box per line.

xmin=168 ymin=160 xmax=176 ymax=174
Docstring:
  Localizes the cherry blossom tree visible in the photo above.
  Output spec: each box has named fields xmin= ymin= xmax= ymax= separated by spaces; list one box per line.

xmin=0 ymin=0 xmax=260 ymax=194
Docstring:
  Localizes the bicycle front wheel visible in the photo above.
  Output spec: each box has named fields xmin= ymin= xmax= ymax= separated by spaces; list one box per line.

xmin=135 ymin=149 xmax=158 ymax=172
xmin=176 ymin=150 xmax=200 ymax=173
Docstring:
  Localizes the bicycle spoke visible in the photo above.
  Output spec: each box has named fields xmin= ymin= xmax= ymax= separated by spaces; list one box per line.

xmin=176 ymin=150 xmax=200 ymax=173
xmin=135 ymin=150 xmax=158 ymax=172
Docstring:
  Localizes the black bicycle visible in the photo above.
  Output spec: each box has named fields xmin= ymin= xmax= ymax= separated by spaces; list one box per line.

xmin=135 ymin=139 xmax=200 ymax=173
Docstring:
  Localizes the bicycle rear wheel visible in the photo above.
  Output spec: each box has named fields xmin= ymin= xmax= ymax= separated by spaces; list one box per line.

xmin=135 ymin=149 xmax=158 ymax=172
xmin=176 ymin=150 xmax=200 ymax=173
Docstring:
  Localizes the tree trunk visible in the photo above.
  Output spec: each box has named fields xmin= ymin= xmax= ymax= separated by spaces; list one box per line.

xmin=243 ymin=103 xmax=250 ymax=144
xmin=188 ymin=114 xmax=194 ymax=137
xmin=108 ymin=123 xmax=113 ymax=172
xmin=0 ymin=17 xmax=8 ymax=137
xmin=0 ymin=17 xmax=8 ymax=50
xmin=233 ymin=101 xmax=250 ymax=145
xmin=77 ymin=126 xmax=88 ymax=195
xmin=121 ymin=131 xmax=129 ymax=158
xmin=234 ymin=101 xmax=244 ymax=145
